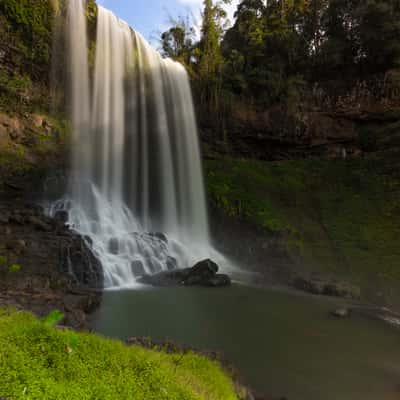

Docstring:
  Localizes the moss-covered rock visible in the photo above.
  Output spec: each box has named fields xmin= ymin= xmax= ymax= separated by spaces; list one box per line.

xmin=0 ymin=111 xmax=69 ymax=194
xmin=205 ymin=154 xmax=400 ymax=307
xmin=0 ymin=0 xmax=54 ymax=77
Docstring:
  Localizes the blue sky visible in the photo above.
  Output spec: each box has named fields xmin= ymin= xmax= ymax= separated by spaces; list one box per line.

xmin=97 ymin=0 xmax=239 ymax=45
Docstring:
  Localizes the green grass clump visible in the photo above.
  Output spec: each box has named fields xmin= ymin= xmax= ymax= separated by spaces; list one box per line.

xmin=0 ymin=309 xmax=238 ymax=400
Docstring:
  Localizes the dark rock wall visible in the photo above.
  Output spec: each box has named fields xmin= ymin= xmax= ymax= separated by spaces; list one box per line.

xmin=0 ymin=202 xmax=103 ymax=328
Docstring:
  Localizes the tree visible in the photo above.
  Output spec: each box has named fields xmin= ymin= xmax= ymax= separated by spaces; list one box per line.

xmin=160 ymin=16 xmax=196 ymax=67
xmin=356 ymin=0 xmax=400 ymax=73
xmin=197 ymin=0 xmax=231 ymax=108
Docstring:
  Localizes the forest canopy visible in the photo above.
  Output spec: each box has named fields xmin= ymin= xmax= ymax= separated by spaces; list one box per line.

xmin=161 ymin=0 xmax=400 ymax=109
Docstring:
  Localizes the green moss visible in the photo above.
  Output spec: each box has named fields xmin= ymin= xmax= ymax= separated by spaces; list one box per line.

xmin=8 ymin=264 xmax=22 ymax=273
xmin=0 ymin=146 xmax=32 ymax=174
xmin=0 ymin=0 xmax=54 ymax=66
xmin=0 ymin=309 xmax=238 ymax=400
xmin=205 ymin=154 xmax=400 ymax=288
xmin=0 ymin=69 xmax=33 ymax=110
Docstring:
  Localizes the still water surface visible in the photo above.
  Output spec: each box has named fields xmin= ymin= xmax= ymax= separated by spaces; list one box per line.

xmin=92 ymin=284 xmax=400 ymax=400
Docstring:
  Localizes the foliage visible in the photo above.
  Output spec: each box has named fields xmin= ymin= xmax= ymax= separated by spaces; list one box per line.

xmin=0 ymin=309 xmax=238 ymax=400
xmin=196 ymin=0 xmax=231 ymax=107
xmin=161 ymin=0 xmax=400 ymax=111
xmin=205 ymin=154 xmax=400 ymax=287
xmin=0 ymin=0 xmax=54 ymax=75
xmin=161 ymin=16 xmax=196 ymax=67
xmin=0 ymin=69 xmax=33 ymax=109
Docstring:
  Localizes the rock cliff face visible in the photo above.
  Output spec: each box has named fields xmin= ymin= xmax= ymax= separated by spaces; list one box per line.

xmin=220 ymin=106 xmax=359 ymax=159
xmin=201 ymin=74 xmax=400 ymax=161
xmin=0 ymin=112 xmax=69 ymax=194
xmin=0 ymin=202 xmax=103 ymax=329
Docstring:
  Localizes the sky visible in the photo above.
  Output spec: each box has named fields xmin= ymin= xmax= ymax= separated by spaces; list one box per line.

xmin=96 ymin=0 xmax=240 ymax=46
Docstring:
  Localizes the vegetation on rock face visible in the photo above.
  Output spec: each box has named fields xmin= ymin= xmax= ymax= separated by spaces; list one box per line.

xmin=206 ymin=153 xmax=400 ymax=301
xmin=0 ymin=0 xmax=54 ymax=69
xmin=0 ymin=309 xmax=239 ymax=400
xmin=0 ymin=0 xmax=55 ymax=111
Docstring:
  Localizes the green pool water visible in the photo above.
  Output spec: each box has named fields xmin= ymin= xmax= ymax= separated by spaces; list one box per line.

xmin=91 ymin=284 xmax=400 ymax=400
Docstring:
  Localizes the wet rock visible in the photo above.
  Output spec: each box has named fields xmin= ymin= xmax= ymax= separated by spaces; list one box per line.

xmin=0 ymin=203 xmax=103 ymax=331
xmin=149 ymin=232 xmax=168 ymax=243
xmin=63 ymin=292 xmax=100 ymax=314
xmin=108 ymin=238 xmax=119 ymax=255
xmin=293 ymin=277 xmax=361 ymax=300
xmin=84 ymin=235 xmax=93 ymax=247
xmin=145 ymin=259 xmax=158 ymax=274
xmin=324 ymin=282 xmax=361 ymax=300
xmin=64 ymin=308 xmax=87 ymax=330
xmin=138 ymin=259 xmax=231 ymax=288
xmin=60 ymin=236 xmax=104 ymax=289
xmin=54 ymin=210 xmax=69 ymax=224
xmin=26 ymin=203 xmax=44 ymax=216
xmin=0 ymin=212 xmax=9 ymax=224
xmin=166 ymin=256 xmax=177 ymax=271
xmin=331 ymin=308 xmax=350 ymax=318
xmin=183 ymin=259 xmax=219 ymax=285
xmin=10 ymin=213 xmax=25 ymax=225
xmin=28 ymin=216 xmax=52 ymax=232
xmin=17 ymin=239 xmax=26 ymax=248
xmin=138 ymin=269 xmax=187 ymax=287
xmin=190 ymin=258 xmax=218 ymax=277
xmin=131 ymin=260 xmax=145 ymax=277
xmin=6 ymin=239 xmax=26 ymax=255
xmin=206 ymin=274 xmax=232 ymax=288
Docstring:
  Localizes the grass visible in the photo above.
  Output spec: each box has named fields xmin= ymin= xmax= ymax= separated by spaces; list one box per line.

xmin=0 ymin=309 xmax=238 ymax=400
xmin=205 ymin=153 xmax=400 ymax=290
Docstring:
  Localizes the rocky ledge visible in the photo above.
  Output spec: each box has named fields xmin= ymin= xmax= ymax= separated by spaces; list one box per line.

xmin=293 ymin=276 xmax=361 ymax=300
xmin=138 ymin=259 xmax=232 ymax=288
xmin=0 ymin=202 xmax=103 ymax=329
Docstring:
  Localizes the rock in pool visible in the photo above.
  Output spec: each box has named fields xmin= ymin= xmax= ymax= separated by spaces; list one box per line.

xmin=138 ymin=259 xmax=231 ymax=288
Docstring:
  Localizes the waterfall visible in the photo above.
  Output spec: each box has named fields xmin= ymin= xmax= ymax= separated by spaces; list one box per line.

xmin=52 ymin=1 xmax=216 ymax=288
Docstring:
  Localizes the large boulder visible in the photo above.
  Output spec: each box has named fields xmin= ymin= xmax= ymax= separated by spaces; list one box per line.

xmin=138 ymin=259 xmax=231 ymax=288
xmin=184 ymin=259 xmax=219 ymax=285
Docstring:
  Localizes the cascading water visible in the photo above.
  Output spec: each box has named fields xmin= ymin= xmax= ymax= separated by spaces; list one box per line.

xmin=52 ymin=0 xmax=223 ymax=288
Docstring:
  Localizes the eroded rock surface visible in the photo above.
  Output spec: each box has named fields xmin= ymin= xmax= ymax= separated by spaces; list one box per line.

xmin=0 ymin=202 xmax=103 ymax=329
